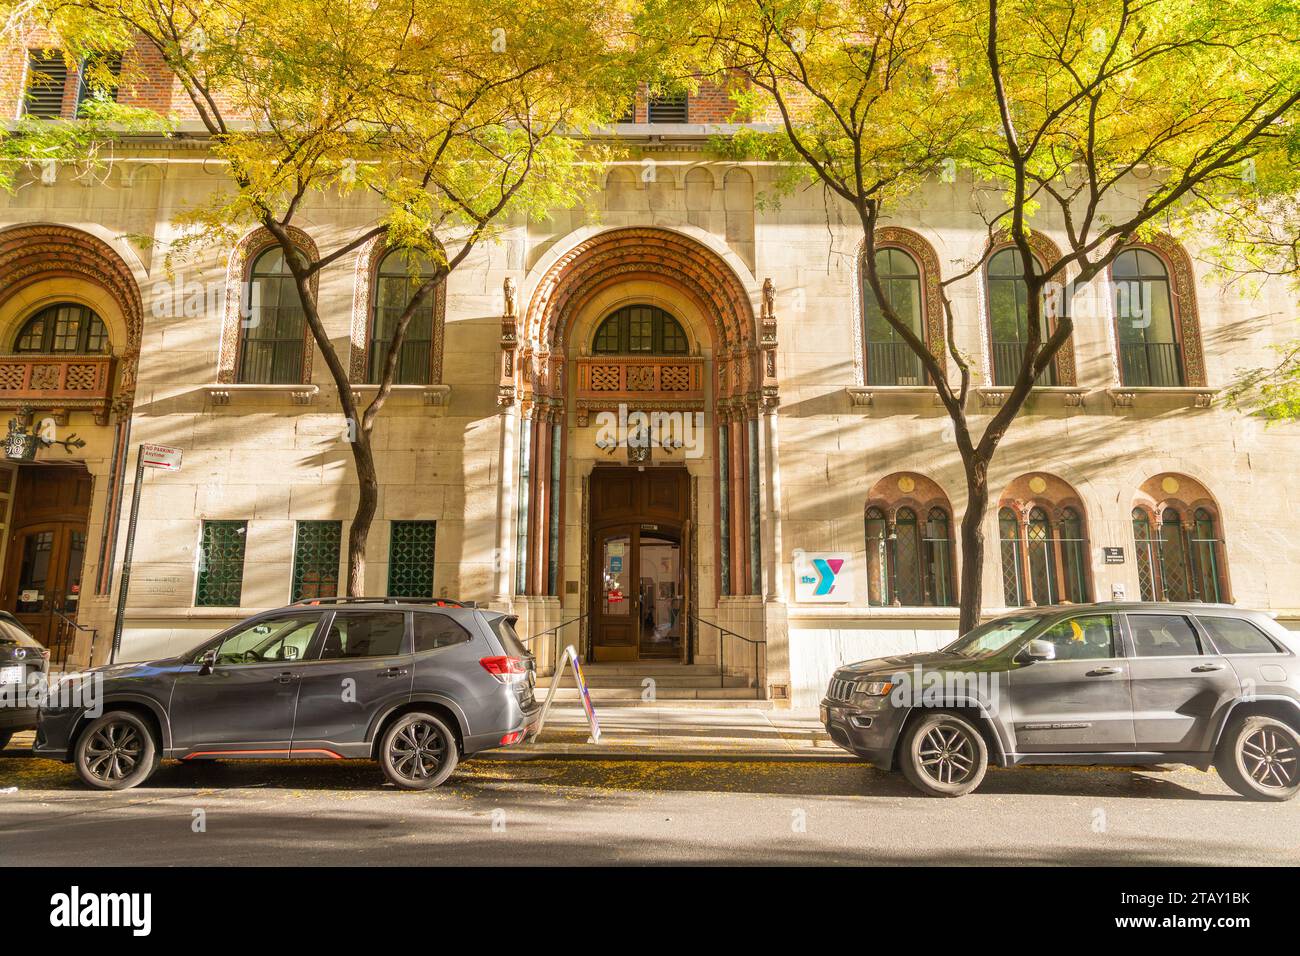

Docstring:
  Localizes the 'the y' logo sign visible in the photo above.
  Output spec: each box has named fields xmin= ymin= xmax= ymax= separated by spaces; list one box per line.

xmin=792 ymin=551 xmax=854 ymax=604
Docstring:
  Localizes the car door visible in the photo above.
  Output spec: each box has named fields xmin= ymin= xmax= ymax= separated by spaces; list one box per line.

xmin=1125 ymin=611 xmax=1239 ymax=754
xmin=1007 ymin=613 xmax=1135 ymax=753
xmin=169 ymin=612 xmax=323 ymax=755
xmin=290 ymin=609 xmax=414 ymax=757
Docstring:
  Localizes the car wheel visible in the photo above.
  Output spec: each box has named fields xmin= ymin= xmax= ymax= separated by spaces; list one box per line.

xmin=74 ymin=711 xmax=160 ymax=791
xmin=379 ymin=712 xmax=459 ymax=791
xmin=899 ymin=711 xmax=988 ymax=797
xmin=1214 ymin=715 xmax=1300 ymax=802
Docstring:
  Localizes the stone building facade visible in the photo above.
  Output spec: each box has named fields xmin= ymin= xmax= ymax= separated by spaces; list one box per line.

xmin=2 ymin=41 xmax=1298 ymax=708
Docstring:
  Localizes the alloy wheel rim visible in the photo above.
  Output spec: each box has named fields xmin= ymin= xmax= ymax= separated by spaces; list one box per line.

xmin=918 ymin=723 xmax=977 ymax=786
xmin=390 ymin=720 xmax=446 ymax=781
xmin=84 ymin=721 xmax=143 ymax=782
xmin=1241 ymin=727 xmax=1298 ymax=790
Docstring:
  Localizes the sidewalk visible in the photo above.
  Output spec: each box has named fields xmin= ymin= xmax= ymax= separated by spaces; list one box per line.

xmin=503 ymin=703 xmax=855 ymax=762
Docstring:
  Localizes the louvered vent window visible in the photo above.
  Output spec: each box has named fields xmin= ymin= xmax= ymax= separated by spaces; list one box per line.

xmin=23 ymin=50 xmax=69 ymax=119
xmin=647 ymin=92 xmax=688 ymax=123
xmin=75 ymin=52 xmax=124 ymax=112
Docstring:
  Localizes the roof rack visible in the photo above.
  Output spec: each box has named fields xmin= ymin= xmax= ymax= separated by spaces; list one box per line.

xmin=291 ymin=596 xmax=478 ymax=609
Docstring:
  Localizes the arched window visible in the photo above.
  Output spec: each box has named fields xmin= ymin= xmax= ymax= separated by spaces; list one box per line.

xmin=864 ymin=503 xmax=955 ymax=607
xmin=861 ymin=247 xmax=924 ymax=386
xmin=1000 ymin=502 xmax=1093 ymax=607
xmin=999 ymin=507 xmax=1026 ymax=606
xmin=986 ymin=247 xmax=1056 ymax=387
xmin=370 ymin=249 xmax=437 ymax=384
xmin=15 ymin=303 xmax=110 ymax=354
xmin=592 ymin=305 xmax=688 ymax=355
xmin=1133 ymin=505 xmax=1226 ymax=602
xmin=1112 ymin=248 xmax=1184 ymax=387
xmin=239 ymin=247 xmax=307 ymax=384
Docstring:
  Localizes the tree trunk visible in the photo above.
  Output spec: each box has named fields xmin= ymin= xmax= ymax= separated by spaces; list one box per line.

xmin=958 ymin=455 xmax=990 ymax=635
xmin=346 ymin=429 xmax=380 ymax=596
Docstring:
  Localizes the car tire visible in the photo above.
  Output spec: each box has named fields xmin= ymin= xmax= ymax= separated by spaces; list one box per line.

xmin=74 ymin=711 xmax=160 ymax=791
xmin=379 ymin=712 xmax=459 ymax=791
xmin=1214 ymin=714 xmax=1300 ymax=802
xmin=898 ymin=711 xmax=989 ymax=797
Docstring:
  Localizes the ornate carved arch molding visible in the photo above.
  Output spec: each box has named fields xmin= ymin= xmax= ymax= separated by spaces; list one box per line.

xmin=857 ymin=227 xmax=947 ymax=385
xmin=1119 ymin=234 xmax=1208 ymax=387
xmin=511 ymin=227 xmax=764 ymax=408
xmin=347 ymin=236 xmax=448 ymax=385
xmin=0 ymin=224 xmax=144 ymax=411
xmin=218 ymin=225 xmax=320 ymax=384
xmin=983 ymin=231 xmax=1079 ymax=386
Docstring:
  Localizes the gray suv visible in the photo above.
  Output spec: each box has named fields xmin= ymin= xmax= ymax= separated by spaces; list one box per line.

xmin=35 ymin=598 xmax=539 ymax=791
xmin=822 ymin=603 xmax=1300 ymax=800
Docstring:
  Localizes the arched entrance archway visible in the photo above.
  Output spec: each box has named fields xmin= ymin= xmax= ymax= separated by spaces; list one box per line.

xmin=500 ymin=228 xmax=778 ymax=664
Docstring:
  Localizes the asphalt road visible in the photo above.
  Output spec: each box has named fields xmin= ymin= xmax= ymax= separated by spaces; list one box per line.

xmin=1 ymin=752 xmax=1296 ymax=866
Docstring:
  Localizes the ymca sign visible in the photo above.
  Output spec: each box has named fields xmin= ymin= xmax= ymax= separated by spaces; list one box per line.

xmin=792 ymin=550 xmax=853 ymax=604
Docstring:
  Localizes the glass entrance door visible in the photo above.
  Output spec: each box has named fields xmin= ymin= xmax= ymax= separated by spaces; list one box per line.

xmin=637 ymin=531 xmax=682 ymax=659
xmin=593 ymin=528 xmax=638 ymax=661
xmin=7 ymin=522 xmax=86 ymax=648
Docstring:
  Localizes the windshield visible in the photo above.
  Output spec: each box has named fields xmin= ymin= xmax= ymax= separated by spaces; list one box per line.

xmin=944 ymin=616 xmax=1039 ymax=659
xmin=0 ymin=617 xmax=40 ymax=647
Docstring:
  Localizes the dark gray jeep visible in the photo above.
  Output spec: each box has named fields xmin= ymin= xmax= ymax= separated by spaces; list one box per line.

xmin=822 ymin=603 xmax=1300 ymax=800
xmin=35 ymin=598 xmax=538 ymax=791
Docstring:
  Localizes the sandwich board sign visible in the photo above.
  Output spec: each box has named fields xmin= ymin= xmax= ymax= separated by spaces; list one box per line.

xmin=140 ymin=443 xmax=183 ymax=472
xmin=531 ymin=644 xmax=602 ymax=744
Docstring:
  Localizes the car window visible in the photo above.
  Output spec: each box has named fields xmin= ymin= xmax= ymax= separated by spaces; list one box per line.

xmin=413 ymin=613 xmax=471 ymax=653
xmin=1199 ymin=616 xmax=1281 ymax=655
xmin=1038 ymin=615 xmax=1116 ymax=661
xmin=214 ymin=615 xmax=320 ymax=665
xmin=486 ymin=615 xmax=528 ymax=657
xmin=318 ymin=611 xmax=407 ymax=659
xmin=1129 ymin=614 xmax=1203 ymax=657
xmin=945 ymin=616 xmax=1039 ymax=659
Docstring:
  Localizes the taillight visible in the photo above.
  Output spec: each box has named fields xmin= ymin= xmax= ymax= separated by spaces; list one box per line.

xmin=479 ymin=656 xmax=529 ymax=684
xmin=500 ymin=731 xmax=525 ymax=745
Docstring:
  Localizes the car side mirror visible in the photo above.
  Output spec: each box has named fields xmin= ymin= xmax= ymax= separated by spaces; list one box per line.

xmin=1019 ymin=639 xmax=1056 ymax=663
xmin=196 ymin=649 xmax=217 ymax=675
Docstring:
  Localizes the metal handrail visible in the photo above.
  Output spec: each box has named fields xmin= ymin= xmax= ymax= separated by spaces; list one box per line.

xmin=523 ymin=613 xmax=587 ymax=645
xmin=51 ymin=611 xmax=96 ymax=667
xmin=692 ymin=616 xmax=763 ymax=689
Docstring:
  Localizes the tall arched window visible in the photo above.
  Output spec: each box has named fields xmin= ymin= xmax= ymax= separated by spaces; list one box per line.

xmin=370 ymin=249 xmax=437 ymax=384
xmin=864 ymin=502 xmax=955 ymax=607
xmin=592 ymin=305 xmax=688 ymax=355
xmin=986 ymin=247 xmax=1056 ymax=386
xmin=861 ymin=247 xmax=924 ymax=385
xmin=15 ymin=303 xmax=110 ymax=354
xmin=1132 ymin=505 xmax=1226 ymax=602
xmin=239 ymin=247 xmax=307 ymax=384
xmin=1112 ymin=248 xmax=1184 ymax=387
xmin=1000 ymin=502 xmax=1093 ymax=607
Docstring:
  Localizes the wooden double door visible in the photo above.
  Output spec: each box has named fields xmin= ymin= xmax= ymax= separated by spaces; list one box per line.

xmin=3 ymin=466 xmax=92 ymax=651
xmin=589 ymin=467 xmax=691 ymax=663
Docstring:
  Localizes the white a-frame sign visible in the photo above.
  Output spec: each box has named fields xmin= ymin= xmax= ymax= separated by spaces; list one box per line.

xmin=530 ymin=644 xmax=602 ymax=744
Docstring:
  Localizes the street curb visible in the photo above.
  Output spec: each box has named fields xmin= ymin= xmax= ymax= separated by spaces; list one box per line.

xmin=479 ymin=748 xmax=863 ymax=764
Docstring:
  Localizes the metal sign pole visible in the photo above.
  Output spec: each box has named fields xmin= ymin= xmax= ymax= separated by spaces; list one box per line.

xmin=109 ymin=452 xmax=145 ymax=665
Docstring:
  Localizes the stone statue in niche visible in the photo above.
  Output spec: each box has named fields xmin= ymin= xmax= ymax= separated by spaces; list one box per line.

xmin=503 ymin=276 xmax=516 ymax=318
xmin=762 ymin=277 xmax=775 ymax=318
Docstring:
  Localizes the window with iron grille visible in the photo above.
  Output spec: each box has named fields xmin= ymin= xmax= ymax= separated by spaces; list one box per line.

xmin=195 ymin=520 xmax=247 ymax=607
xmin=291 ymin=520 xmax=341 ymax=601
xmin=647 ymin=92 xmax=688 ymax=123
xmin=388 ymin=520 xmax=436 ymax=598
xmin=370 ymin=249 xmax=437 ymax=384
xmin=23 ymin=50 xmax=70 ymax=119
xmin=239 ymin=246 xmax=307 ymax=384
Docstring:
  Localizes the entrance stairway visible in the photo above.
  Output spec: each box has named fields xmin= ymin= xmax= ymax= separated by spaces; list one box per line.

xmin=537 ymin=661 xmax=771 ymax=708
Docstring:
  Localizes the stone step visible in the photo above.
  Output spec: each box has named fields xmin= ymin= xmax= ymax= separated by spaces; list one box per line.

xmin=543 ymin=672 xmax=751 ymax=689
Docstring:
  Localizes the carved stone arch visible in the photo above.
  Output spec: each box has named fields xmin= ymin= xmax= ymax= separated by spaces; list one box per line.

xmin=218 ymin=225 xmax=320 ymax=384
xmin=863 ymin=471 xmax=957 ymax=607
xmin=855 ymin=227 xmax=947 ymax=386
xmin=0 ymin=223 xmax=144 ymax=411
xmin=348 ymin=235 xmax=448 ymax=384
xmin=997 ymin=471 xmax=1094 ymax=605
xmin=982 ymin=231 xmax=1078 ymax=386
